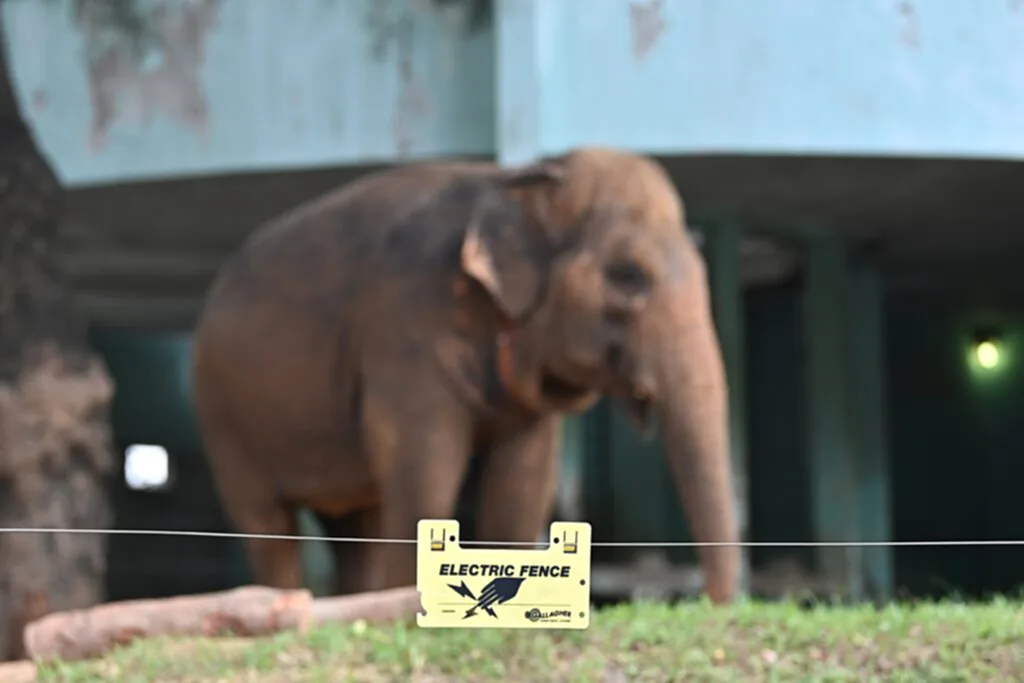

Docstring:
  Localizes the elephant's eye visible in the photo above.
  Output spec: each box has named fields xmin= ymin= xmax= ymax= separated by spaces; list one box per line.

xmin=604 ymin=260 xmax=650 ymax=294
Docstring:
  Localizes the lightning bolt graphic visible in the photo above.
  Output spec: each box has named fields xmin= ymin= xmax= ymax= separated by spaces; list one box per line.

xmin=464 ymin=602 xmax=501 ymax=619
xmin=447 ymin=581 xmax=476 ymax=601
xmin=461 ymin=577 xmax=526 ymax=620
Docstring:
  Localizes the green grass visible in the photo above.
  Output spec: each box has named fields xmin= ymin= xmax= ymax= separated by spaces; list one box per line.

xmin=35 ymin=598 xmax=1024 ymax=682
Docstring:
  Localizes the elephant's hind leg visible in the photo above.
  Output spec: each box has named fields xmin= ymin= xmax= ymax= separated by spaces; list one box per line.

xmin=315 ymin=507 xmax=382 ymax=596
xmin=202 ymin=423 xmax=304 ymax=590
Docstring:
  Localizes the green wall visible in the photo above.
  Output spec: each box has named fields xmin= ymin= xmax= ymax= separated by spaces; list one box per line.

xmin=583 ymin=281 xmax=1024 ymax=599
xmin=888 ymin=298 xmax=1024 ymax=598
xmin=89 ymin=328 xmax=250 ymax=601
xmin=739 ymin=284 xmax=1024 ymax=598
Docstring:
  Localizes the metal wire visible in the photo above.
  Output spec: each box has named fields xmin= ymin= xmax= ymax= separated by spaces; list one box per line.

xmin=2 ymin=527 xmax=1023 ymax=548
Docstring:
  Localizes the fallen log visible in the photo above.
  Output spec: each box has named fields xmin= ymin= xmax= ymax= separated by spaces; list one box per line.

xmin=310 ymin=586 xmax=422 ymax=626
xmin=0 ymin=660 xmax=36 ymax=683
xmin=23 ymin=584 xmax=425 ymax=664
xmin=23 ymin=585 xmax=313 ymax=663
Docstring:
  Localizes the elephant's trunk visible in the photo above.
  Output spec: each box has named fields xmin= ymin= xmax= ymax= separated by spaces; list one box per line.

xmin=654 ymin=255 xmax=740 ymax=604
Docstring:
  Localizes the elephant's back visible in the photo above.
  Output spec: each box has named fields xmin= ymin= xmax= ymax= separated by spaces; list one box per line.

xmin=204 ymin=160 xmax=497 ymax=316
xmin=191 ymin=162 xmax=495 ymax=458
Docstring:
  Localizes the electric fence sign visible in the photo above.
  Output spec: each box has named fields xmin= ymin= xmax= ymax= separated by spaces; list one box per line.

xmin=416 ymin=519 xmax=592 ymax=630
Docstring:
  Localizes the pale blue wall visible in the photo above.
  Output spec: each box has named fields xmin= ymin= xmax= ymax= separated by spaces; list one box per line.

xmin=2 ymin=0 xmax=494 ymax=186
xmin=5 ymin=0 xmax=1024 ymax=188
xmin=545 ymin=0 xmax=1024 ymax=159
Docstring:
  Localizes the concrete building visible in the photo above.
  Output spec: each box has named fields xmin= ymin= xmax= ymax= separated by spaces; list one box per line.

xmin=6 ymin=0 xmax=1024 ymax=602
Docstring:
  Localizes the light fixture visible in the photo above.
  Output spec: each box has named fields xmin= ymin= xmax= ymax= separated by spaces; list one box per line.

xmin=972 ymin=328 xmax=1002 ymax=371
xmin=124 ymin=444 xmax=172 ymax=491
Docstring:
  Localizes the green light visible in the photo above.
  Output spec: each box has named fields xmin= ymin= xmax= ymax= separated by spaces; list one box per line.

xmin=975 ymin=340 xmax=1001 ymax=370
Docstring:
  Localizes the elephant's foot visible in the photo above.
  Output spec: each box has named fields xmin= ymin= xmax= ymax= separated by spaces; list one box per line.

xmin=245 ymin=537 xmax=304 ymax=590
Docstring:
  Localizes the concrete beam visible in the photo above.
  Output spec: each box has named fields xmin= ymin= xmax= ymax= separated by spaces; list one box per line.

xmin=59 ymin=250 xmax=224 ymax=286
xmin=76 ymin=293 xmax=201 ymax=331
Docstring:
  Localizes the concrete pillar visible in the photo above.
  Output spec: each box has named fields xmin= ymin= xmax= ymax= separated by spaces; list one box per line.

xmin=493 ymin=0 xmax=567 ymax=165
xmin=705 ymin=221 xmax=751 ymax=594
xmin=803 ymin=235 xmax=864 ymax=599
xmin=848 ymin=259 xmax=894 ymax=600
xmin=495 ymin=0 xmax=582 ymax=530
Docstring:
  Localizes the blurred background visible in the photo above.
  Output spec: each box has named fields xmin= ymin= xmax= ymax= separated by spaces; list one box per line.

xmin=4 ymin=0 xmax=1024 ymax=654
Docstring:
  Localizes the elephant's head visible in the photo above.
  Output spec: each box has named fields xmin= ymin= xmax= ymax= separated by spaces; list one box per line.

xmin=461 ymin=148 xmax=740 ymax=603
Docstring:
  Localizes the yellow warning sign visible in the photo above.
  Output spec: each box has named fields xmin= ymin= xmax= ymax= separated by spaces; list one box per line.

xmin=416 ymin=519 xmax=592 ymax=630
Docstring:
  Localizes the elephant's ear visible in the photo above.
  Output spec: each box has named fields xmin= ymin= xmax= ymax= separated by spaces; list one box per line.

xmin=460 ymin=162 xmax=565 ymax=322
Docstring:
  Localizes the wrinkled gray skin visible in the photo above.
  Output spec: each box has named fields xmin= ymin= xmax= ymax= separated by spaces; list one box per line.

xmin=192 ymin=148 xmax=740 ymax=603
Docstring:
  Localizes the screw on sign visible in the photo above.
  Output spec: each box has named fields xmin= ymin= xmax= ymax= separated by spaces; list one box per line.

xmin=416 ymin=520 xmax=592 ymax=630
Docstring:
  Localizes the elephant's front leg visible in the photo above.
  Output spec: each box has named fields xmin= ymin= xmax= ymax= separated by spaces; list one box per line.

xmin=474 ymin=416 xmax=561 ymax=545
xmin=363 ymin=393 xmax=475 ymax=591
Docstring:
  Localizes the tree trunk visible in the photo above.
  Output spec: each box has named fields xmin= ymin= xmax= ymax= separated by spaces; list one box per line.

xmin=0 ymin=15 xmax=115 ymax=661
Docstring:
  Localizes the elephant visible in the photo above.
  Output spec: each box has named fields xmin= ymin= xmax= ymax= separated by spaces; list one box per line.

xmin=191 ymin=147 xmax=740 ymax=603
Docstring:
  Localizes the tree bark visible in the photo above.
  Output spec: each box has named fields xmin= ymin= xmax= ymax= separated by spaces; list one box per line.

xmin=0 ymin=13 xmax=116 ymax=661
